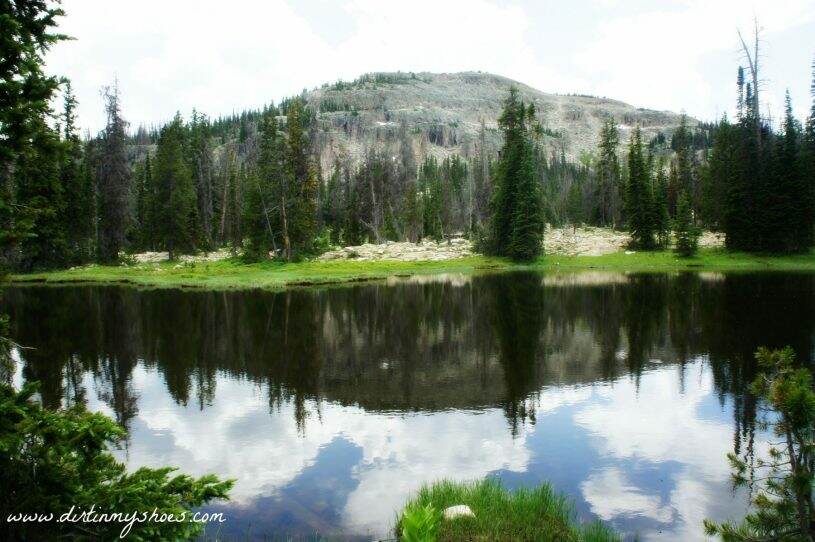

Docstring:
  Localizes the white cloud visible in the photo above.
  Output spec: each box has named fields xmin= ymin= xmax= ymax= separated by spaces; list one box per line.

xmin=46 ymin=0 xmax=814 ymax=134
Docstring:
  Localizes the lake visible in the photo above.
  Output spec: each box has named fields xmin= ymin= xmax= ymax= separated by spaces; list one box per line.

xmin=3 ymin=271 xmax=813 ymax=541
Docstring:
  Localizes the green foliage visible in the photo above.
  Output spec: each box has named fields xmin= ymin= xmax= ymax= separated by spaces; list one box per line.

xmin=713 ymin=68 xmax=814 ymax=254
xmin=595 ymin=119 xmax=621 ymax=227
xmin=486 ymin=88 xmax=544 ymax=261
xmin=397 ymin=479 xmax=619 ymax=542
xmin=674 ymin=190 xmax=699 ymax=256
xmin=625 ymin=126 xmax=656 ymax=249
xmin=400 ymin=502 xmax=441 ymax=542
xmin=705 ymin=347 xmax=815 ymax=541
xmin=0 ymin=382 xmax=233 ymax=540
xmin=283 ymin=98 xmax=318 ymax=258
xmin=0 ymin=0 xmax=68 ymax=270
xmin=670 ymin=114 xmax=696 ymax=215
xmin=97 ymin=85 xmax=132 ymax=264
xmin=154 ymin=114 xmax=197 ymax=259
xmin=419 ymin=156 xmax=444 ymax=241
xmin=653 ymin=160 xmax=671 ymax=248
xmin=243 ymin=112 xmax=285 ymax=260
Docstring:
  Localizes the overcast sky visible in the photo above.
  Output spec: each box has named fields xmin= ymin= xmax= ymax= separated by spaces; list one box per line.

xmin=46 ymin=0 xmax=815 ymax=134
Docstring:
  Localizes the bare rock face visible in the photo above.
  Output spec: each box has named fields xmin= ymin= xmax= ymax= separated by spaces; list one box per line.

xmin=302 ymin=72 xmax=693 ymax=172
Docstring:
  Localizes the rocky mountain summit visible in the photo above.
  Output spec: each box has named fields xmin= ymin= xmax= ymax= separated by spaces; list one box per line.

xmin=302 ymin=71 xmax=693 ymax=171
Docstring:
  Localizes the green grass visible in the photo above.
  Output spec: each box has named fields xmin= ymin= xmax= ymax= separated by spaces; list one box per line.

xmin=7 ymin=248 xmax=815 ymax=291
xmin=396 ymin=478 xmax=619 ymax=542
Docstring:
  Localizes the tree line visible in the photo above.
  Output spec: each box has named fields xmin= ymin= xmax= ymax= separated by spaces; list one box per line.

xmin=2 ymin=3 xmax=815 ymax=271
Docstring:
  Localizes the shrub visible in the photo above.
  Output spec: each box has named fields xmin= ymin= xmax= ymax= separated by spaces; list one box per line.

xmin=0 ymin=382 xmax=233 ymax=540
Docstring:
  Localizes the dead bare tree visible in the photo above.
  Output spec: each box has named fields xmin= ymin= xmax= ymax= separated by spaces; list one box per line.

xmin=738 ymin=17 xmax=763 ymax=145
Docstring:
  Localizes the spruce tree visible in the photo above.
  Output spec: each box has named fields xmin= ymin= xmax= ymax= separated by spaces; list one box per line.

xmin=97 ymin=86 xmax=131 ymax=263
xmin=283 ymin=99 xmax=317 ymax=257
xmin=653 ymin=159 xmax=671 ymax=248
xmin=320 ymin=164 xmax=344 ymax=244
xmin=135 ymin=153 xmax=154 ymax=250
xmin=803 ymin=57 xmax=815 ymax=249
xmin=485 ymin=88 xmax=544 ymax=261
xmin=60 ymin=82 xmax=94 ymax=264
xmin=625 ymin=126 xmax=655 ymax=249
xmin=674 ymin=190 xmax=699 ymax=256
xmin=188 ymin=111 xmax=214 ymax=249
xmin=154 ymin=114 xmax=196 ymax=260
xmin=0 ymin=0 xmax=68 ymax=270
xmin=508 ymin=136 xmax=543 ymax=261
xmin=419 ymin=156 xmax=443 ymax=241
xmin=244 ymin=112 xmax=284 ymax=260
xmin=595 ymin=119 xmax=620 ymax=227
xmin=774 ymin=92 xmax=808 ymax=252
xmin=671 ymin=114 xmax=695 ymax=215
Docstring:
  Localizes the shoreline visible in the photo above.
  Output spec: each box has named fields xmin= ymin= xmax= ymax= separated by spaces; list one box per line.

xmin=6 ymin=248 xmax=815 ymax=291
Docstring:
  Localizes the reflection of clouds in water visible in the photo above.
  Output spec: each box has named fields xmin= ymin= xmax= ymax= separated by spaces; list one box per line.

xmin=536 ymin=384 xmax=594 ymax=413
xmin=581 ymin=467 xmax=673 ymax=523
xmin=97 ymin=365 xmax=530 ymax=536
xmin=341 ymin=410 xmax=531 ymax=533
xmin=75 ymin=360 xmax=757 ymax=540
xmin=106 ymin=366 xmax=338 ymax=503
xmin=573 ymin=363 xmax=761 ymax=541
xmin=575 ymin=365 xmax=734 ymax=476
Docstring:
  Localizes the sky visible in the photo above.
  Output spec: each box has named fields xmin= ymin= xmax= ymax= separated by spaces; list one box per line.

xmin=46 ymin=0 xmax=815 ymax=134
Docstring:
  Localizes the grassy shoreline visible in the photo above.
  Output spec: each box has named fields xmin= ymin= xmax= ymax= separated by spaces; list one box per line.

xmin=397 ymin=478 xmax=619 ymax=541
xmin=6 ymin=248 xmax=815 ymax=290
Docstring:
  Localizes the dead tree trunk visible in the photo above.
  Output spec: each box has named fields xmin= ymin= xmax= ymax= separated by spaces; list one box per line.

xmin=738 ymin=18 xmax=762 ymax=146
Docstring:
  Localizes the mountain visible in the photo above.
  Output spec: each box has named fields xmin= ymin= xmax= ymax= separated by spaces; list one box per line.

xmin=301 ymin=71 xmax=692 ymax=171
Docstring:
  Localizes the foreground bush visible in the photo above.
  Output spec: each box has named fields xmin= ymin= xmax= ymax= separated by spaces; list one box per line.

xmin=0 ymin=382 xmax=233 ymax=540
xmin=705 ymin=346 xmax=815 ymax=541
xmin=396 ymin=478 xmax=619 ymax=542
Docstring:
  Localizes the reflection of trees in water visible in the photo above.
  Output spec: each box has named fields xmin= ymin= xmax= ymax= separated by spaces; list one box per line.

xmin=5 ymin=273 xmax=815 ymax=450
xmin=485 ymin=272 xmax=544 ymax=436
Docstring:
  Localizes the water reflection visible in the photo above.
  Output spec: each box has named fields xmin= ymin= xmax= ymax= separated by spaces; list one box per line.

xmin=3 ymin=271 xmax=814 ymax=540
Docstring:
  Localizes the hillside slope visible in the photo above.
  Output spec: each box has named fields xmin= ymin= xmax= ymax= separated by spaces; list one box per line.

xmin=302 ymin=71 xmax=692 ymax=171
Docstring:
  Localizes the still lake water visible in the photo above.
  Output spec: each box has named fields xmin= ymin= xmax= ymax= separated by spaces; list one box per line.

xmin=3 ymin=271 xmax=814 ymax=541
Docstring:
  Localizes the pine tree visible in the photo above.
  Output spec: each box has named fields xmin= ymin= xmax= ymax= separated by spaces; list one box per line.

xmin=320 ymin=164 xmax=344 ymax=245
xmin=705 ymin=347 xmax=815 ymax=541
xmin=672 ymin=114 xmax=695 ymax=216
xmin=508 ymin=136 xmax=543 ymax=261
xmin=403 ymin=179 xmax=422 ymax=242
xmin=774 ymin=91 xmax=808 ymax=252
xmin=801 ymin=62 xmax=815 ymax=250
xmin=485 ymin=88 xmax=544 ymax=261
xmin=217 ymin=150 xmax=242 ymax=255
xmin=653 ymin=159 xmax=670 ymax=248
xmin=188 ymin=111 xmax=214 ymax=249
xmin=0 ymin=0 xmax=68 ymax=270
xmin=595 ymin=119 xmax=621 ymax=227
xmin=625 ymin=126 xmax=655 ymax=249
xmin=419 ymin=156 xmax=443 ymax=241
xmin=244 ymin=112 xmax=284 ymax=260
xmin=283 ymin=99 xmax=316 ymax=258
xmin=60 ymin=81 xmax=94 ymax=264
xmin=135 ymin=153 xmax=154 ymax=250
xmin=154 ymin=113 xmax=196 ymax=260
xmin=674 ymin=190 xmax=699 ymax=256
xmin=97 ymin=85 xmax=131 ymax=263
